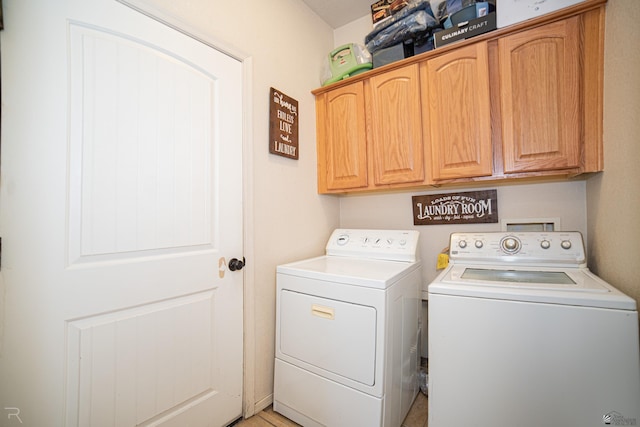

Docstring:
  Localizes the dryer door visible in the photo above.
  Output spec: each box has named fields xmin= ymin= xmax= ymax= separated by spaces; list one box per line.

xmin=279 ymin=289 xmax=377 ymax=386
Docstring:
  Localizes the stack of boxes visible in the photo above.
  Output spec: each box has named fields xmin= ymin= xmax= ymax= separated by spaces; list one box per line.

xmin=367 ymin=0 xmax=588 ymax=67
xmin=322 ymin=0 xmax=589 ymax=82
xmin=367 ymin=0 xmax=441 ymax=67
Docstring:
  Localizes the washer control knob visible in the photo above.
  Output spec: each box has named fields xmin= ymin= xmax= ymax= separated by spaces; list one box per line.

xmin=561 ymin=240 xmax=572 ymax=250
xmin=501 ymin=237 xmax=520 ymax=253
xmin=475 ymin=240 xmax=483 ymax=249
xmin=458 ymin=240 xmax=467 ymax=249
xmin=540 ymin=240 xmax=551 ymax=250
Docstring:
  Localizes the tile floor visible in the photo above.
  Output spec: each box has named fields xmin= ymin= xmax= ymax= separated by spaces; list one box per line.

xmin=231 ymin=392 xmax=428 ymax=427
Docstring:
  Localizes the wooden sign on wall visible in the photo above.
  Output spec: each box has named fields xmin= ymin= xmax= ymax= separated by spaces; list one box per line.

xmin=412 ymin=190 xmax=499 ymax=225
xmin=269 ymin=87 xmax=299 ymax=160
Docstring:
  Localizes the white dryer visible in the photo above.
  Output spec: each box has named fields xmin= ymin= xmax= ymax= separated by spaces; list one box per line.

xmin=428 ymin=231 xmax=640 ymax=427
xmin=274 ymin=229 xmax=422 ymax=427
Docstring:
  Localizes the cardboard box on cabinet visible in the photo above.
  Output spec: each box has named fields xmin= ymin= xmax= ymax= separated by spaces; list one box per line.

xmin=371 ymin=0 xmax=393 ymax=25
xmin=496 ymin=0 xmax=587 ymax=28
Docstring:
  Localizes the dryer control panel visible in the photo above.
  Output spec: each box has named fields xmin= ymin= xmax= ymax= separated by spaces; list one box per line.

xmin=326 ymin=229 xmax=420 ymax=263
xmin=449 ymin=231 xmax=586 ymax=267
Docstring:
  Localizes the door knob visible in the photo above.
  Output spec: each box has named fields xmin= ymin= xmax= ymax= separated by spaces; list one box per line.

xmin=228 ymin=257 xmax=245 ymax=271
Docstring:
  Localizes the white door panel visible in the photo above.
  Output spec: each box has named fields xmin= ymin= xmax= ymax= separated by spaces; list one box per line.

xmin=66 ymin=291 xmax=216 ymax=426
xmin=0 ymin=0 xmax=243 ymax=426
xmin=68 ymin=22 xmax=218 ymax=262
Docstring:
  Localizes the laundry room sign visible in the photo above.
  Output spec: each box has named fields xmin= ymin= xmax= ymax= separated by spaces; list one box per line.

xmin=269 ymin=87 xmax=299 ymax=160
xmin=412 ymin=190 xmax=498 ymax=225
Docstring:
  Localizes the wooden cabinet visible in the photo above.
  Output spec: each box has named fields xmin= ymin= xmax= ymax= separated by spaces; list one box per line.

xmin=498 ymin=17 xmax=581 ymax=173
xmin=316 ymin=64 xmax=426 ymax=193
xmin=422 ymin=42 xmax=493 ymax=180
xmin=316 ymin=81 xmax=368 ymax=192
xmin=313 ymin=0 xmax=605 ymax=194
xmin=368 ymin=64 xmax=425 ymax=186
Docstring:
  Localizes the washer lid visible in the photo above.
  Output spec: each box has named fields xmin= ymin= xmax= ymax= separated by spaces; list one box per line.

xmin=277 ymin=255 xmax=421 ymax=289
xmin=429 ymin=265 xmax=637 ymax=310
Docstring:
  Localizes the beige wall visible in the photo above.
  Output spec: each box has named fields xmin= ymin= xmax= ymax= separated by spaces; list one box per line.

xmin=340 ymin=181 xmax=588 ymax=285
xmin=587 ymin=0 xmax=640 ymax=308
xmin=334 ymin=14 xmax=372 ymax=46
xmin=125 ymin=0 xmax=340 ymax=412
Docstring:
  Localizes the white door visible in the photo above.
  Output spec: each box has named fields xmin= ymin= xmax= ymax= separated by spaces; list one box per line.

xmin=0 ymin=0 xmax=244 ymax=426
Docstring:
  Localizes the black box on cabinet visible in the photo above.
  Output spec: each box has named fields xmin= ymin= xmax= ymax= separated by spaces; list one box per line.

xmin=372 ymin=42 xmax=414 ymax=68
xmin=433 ymin=12 xmax=496 ymax=48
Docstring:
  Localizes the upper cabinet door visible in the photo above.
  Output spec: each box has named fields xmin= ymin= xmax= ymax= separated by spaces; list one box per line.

xmin=423 ymin=42 xmax=493 ymax=180
xmin=499 ymin=17 xmax=581 ymax=173
xmin=316 ymin=81 xmax=368 ymax=192
xmin=368 ymin=64 xmax=425 ymax=185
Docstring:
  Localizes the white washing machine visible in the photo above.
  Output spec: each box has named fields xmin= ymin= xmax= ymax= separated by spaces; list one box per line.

xmin=428 ymin=231 xmax=640 ymax=427
xmin=274 ymin=229 xmax=422 ymax=427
